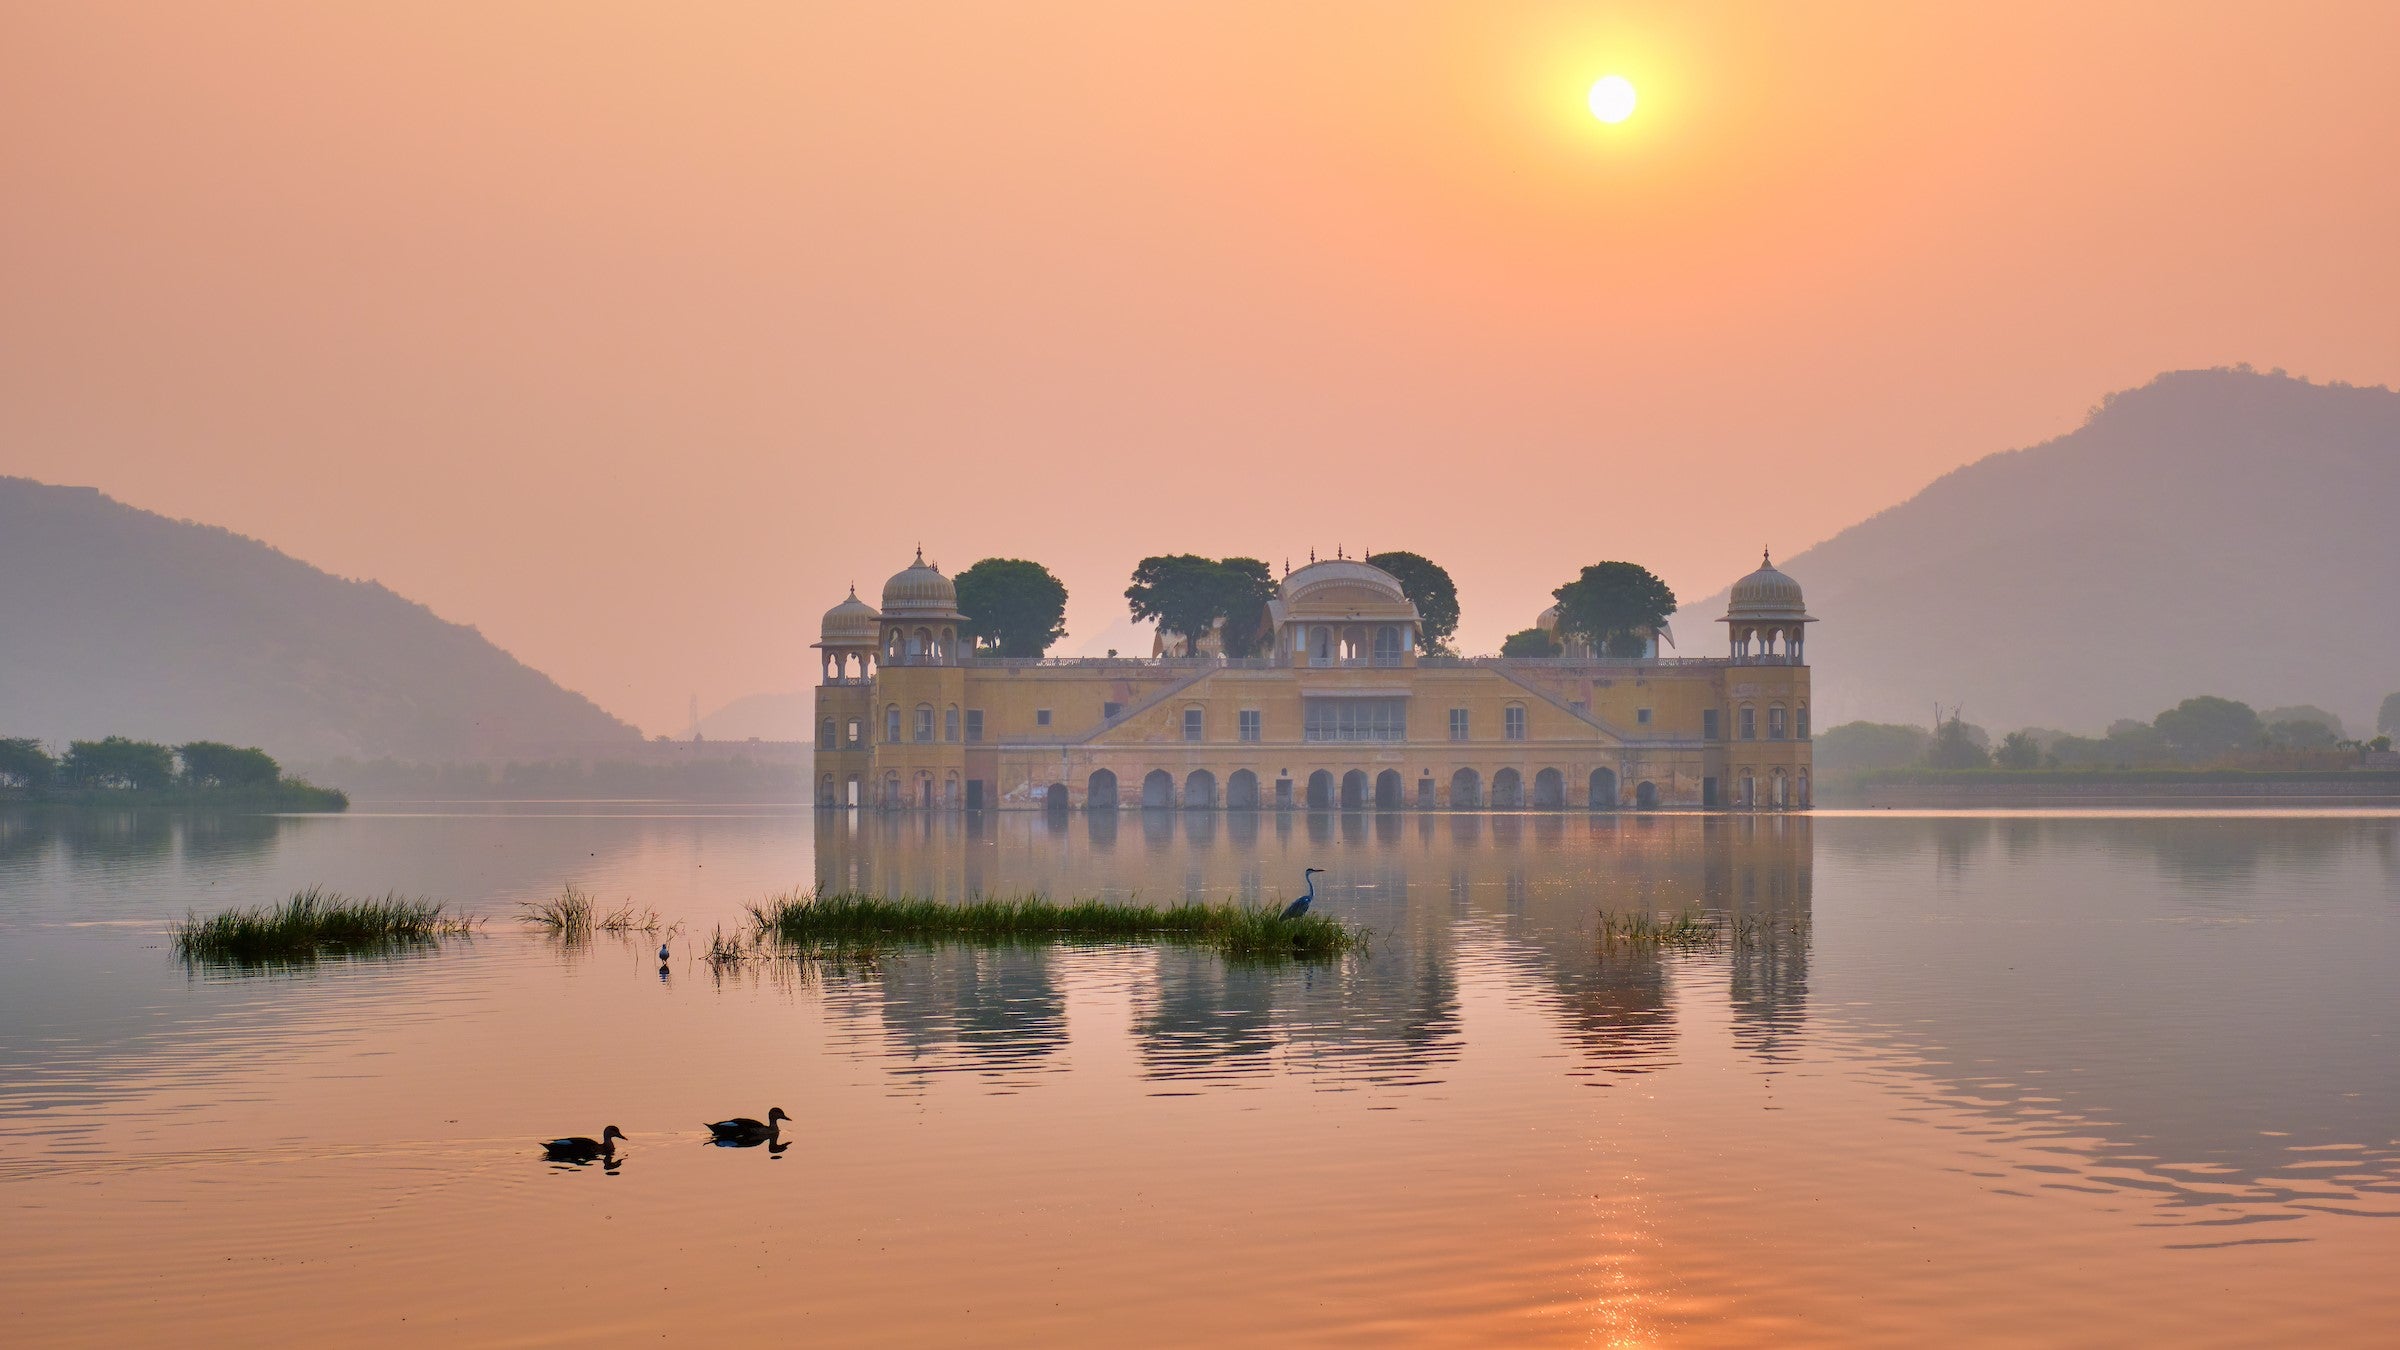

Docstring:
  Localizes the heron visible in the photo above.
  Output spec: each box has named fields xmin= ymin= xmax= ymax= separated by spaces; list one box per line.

xmin=704 ymin=1107 xmax=790 ymax=1144
xmin=542 ymin=1125 xmax=625 ymax=1162
xmin=1280 ymin=868 xmax=1324 ymax=920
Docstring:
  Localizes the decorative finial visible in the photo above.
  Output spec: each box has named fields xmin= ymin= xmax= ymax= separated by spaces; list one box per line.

xmin=1309 ymin=547 xmax=1316 ymax=563
xmin=1762 ymin=546 xmax=1772 ymax=567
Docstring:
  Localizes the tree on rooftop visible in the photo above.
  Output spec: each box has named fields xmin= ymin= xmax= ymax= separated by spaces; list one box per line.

xmin=1126 ymin=555 xmax=1234 ymax=657
xmin=1499 ymin=627 xmax=1563 ymax=658
xmin=1551 ymin=562 xmax=1676 ymax=659
xmin=956 ymin=558 xmax=1069 ymax=658
xmin=1365 ymin=551 xmax=1460 ymax=655
xmin=1216 ymin=558 xmax=1278 ymax=659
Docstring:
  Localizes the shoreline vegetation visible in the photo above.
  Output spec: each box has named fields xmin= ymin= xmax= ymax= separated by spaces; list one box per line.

xmin=172 ymin=887 xmax=474 ymax=964
xmin=1 ymin=736 xmax=346 ymax=811
xmin=748 ymin=891 xmax=1363 ymax=960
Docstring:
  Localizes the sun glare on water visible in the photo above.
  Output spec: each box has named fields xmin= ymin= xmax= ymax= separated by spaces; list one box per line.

xmin=1588 ymin=74 xmax=1637 ymax=124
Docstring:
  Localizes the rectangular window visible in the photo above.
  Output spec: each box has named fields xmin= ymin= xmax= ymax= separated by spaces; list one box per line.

xmin=914 ymin=707 xmax=934 ymax=743
xmin=884 ymin=708 xmax=900 ymax=742
xmin=1768 ymin=707 xmax=1787 ymax=740
xmin=1702 ymin=708 xmax=1719 ymax=741
xmin=1275 ymin=777 xmax=1293 ymax=808
xmin=820 ymin=720 xmax=836 ymax=751
xmin=1797 ymin=706 xmax=1810 ymax=740
xmin=964 ymin=780 xmax=985 ymax=810
xmin=1183 ymin=708 xmax=1204 ymax=742
xmin=1103 ymin=701 xmax=1123 ymax=721
xmin=1740 ymin=707 xmax=1757 ymax=739
xmin=1636 ymin=707 xmax=1653 ymax=725
xmin=1303 ymin=697 xmax=1408 ymax=742
xmin=1504 ymin=706 xmax=1526 ymax=741
xmin=1238 ymin=709 xmax=1261 ymax=742
xmin=964 ymin=709 xmax=983 ymax=742
xmin=1449 ymin=708 xmax=1469 ymax=740
xmin=1035 ymin=708 xmax=1052 ymax=727
xmin=1702 ymin=776 xmax=1718 ymax=807
xmin=944 ymin=707 xmax=960 ymax=742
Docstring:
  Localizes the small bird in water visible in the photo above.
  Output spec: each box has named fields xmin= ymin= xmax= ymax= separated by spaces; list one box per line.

xmin=658 ymin=941 xmax=671 ymax=962
xmin=542 ymin=1125 xmax=625 ymax=1162
xmin=704 ymin=1107 xmax=790 ymax=1144
xmin=1280 ymin=868 xmax=1324 ymax=920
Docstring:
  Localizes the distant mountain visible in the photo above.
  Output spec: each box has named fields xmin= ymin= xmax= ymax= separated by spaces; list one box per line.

xmin=0 ymin=477 xmax=640 ymax=762
xmin=1694 ymin=369 xmax=2400 ymax=735
xmin=695 ymin=691 xmax=814 ymax=742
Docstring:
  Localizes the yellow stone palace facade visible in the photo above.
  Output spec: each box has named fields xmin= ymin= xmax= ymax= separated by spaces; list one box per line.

xmin=813 ymin=551 xmax=1813 ymax=812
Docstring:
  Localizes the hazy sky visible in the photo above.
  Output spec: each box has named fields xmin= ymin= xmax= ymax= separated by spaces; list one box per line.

xmin=5 ymin=2 xmax=2395 ymax=734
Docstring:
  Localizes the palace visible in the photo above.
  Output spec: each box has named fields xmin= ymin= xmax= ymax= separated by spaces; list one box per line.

xmin=813 ymin=551 xmax=1813 ymax=811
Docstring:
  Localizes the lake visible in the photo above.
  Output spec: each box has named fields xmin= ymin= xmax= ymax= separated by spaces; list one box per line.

xmin=4 ymin=805 xmax=2397 ymax=1344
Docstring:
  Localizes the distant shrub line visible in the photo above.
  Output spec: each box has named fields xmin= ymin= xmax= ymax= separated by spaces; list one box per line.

xmin=0 ymin=735 xmax=346 ymax=810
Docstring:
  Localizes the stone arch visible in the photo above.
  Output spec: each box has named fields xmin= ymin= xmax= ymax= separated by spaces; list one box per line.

xmin=1797 ymin=771 xmax=1810 ymax=807
xmin=1340 ymin=769 xmax=1368 ymax=809
xmin=1589 ymin=767 xmax=1618 ymax=810
xmin=1086 ymin=768 xmax=1119 ymax=810
xmin=1635 ymin=780 xmax=1659 ymax=810
xmin=1044 ymin=781 xmax=1070 ymax=814
xmin=1532 ymin=767 xmax=1565 ymax=809
xmin=1184 ymin=769 xmax=1218 ymax=809
xmin=1141 ymin=769 xmax=1176 ymax=809
xmin=1491 ymin=767 xmax=1524 ymax=809
xmin=1307 ymin=770 xmax=1334 ymax=809
xmin=1226 ymin=769 xmax=1260 ymax=810
xmin=1375 ymin=768 xmax=1405 ymax=809
xmin=1771 ymin=770 xmax=1788 ymax=807
xmin=818 ymin=773 xmax=836 ymax=806
xmin=1449 ymin=767 xmax=1482 ymax=809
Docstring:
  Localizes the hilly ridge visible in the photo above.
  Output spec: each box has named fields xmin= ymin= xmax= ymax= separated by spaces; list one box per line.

xmin=0 ymin=477 xmax=640 ymax=762
xmin=1695 ymin=369 xmax=2400 ymax=734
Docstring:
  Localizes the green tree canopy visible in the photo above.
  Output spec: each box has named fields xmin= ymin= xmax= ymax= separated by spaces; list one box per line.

xmin=1551 ymin=562 xmax=1676 ymax=659
xmin=1927 ymin=714 xmax=1991 ymax=769
xmin=1994 ymin=730 xmax=2042 ymax=770
xmin=1125 ymin=554 xmax=1269 ymax=657
xmin=2152 ymin=696 xmax=2263 ymax=761
xmin=0 ymin=737 xmax=56 ymax=791
xmin=178 ymin=741 xmax=282 ymax=787
xmin=2260 ymin=705 xmax=2346 ymax=739
xmin=63 ymin=736 xmax=176 ymax=790
xmin=1364 ymin=551 xmax=1460 ymax=654
xmin=2265 ymin=719 xmax=2339 ymax=751
xmin=1499 ymin=626 xmax=1563 ymax=658
xmin=955 ymin=558 xmax=1070 ymax=657
xmin=1217 ymin=558 xmax=1277 ymax=659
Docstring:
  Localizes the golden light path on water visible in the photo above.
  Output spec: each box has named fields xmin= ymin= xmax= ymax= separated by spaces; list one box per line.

xmin=2 ymin=807 xmax=2398 ymax=1343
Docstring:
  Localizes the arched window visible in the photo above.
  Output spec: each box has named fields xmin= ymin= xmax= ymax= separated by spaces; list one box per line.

xmin=882 ymin=771 xmax=899 ymax=805
xmin=944 ymin=774 xmax=960 ymax=808
xmin=1741 ymin=773 xmax=1756 ymax=807
xmin=1768 ymin=705 xmax=1787 ymax=740
xmin=820 ymin=718 xmax=837 ymax=751
xmin=1739 ymin=705 xmax=1757 ymax=739
xmin=914 ymin=704 xmax=934 ymax=743
xmin=945 ymin=706 xmax=960 ymax=742
xmin=884 ymin=706 xmax=901 ymax=743
xmin=1797 ymin=703 xmax=1810 ymax=740
xmin=1798 ymin=771 xmax=1810 ymax=807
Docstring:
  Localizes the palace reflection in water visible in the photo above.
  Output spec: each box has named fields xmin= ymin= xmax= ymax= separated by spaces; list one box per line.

xmin=811 ymin=809 xmax=1813 ymax=1087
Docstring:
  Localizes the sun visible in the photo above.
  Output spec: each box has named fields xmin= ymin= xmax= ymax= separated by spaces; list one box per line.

xmin=1587 ymin=74 xmax=1637 ymax=124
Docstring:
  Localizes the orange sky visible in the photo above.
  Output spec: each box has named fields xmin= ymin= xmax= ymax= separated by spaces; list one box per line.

xmin=4 ymin=2 xmax=2395 ymax=734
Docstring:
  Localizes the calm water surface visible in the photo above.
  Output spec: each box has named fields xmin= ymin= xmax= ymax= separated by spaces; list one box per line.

xmin=3 ymin=805 xmax=2397 ymax=1345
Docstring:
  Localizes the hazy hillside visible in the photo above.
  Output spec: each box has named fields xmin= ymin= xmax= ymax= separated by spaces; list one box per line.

xmin=0 ymin=477 xmax=640 ymax=761
xmin=1693 ymin=369 xmax=2400 ymax=734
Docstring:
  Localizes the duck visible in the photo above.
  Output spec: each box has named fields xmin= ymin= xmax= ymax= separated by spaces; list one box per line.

xmin=658 ymin=941 xmax=671 ymax=962
xmin=704 ymin=1107 xmax=789 ymax=1143
xmin=542 ymin=1125 xmax=625 ymax=1161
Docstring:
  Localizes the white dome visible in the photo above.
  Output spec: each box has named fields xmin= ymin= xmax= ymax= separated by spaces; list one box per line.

xmin=880 ymin=548 xmax=962 ymax=617
xmin=1725 ymin=551 xmax=1810 ymax=621
xmin=819 ymin=586 xmax=881 ymax=645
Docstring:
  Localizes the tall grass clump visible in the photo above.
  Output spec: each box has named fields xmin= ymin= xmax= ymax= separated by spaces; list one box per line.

xmin=516 ymin=885 xmax=659 ymax=939
xmin=748 ymin=891 xmax=1362 ymax=961
xmin=1596 ymin=907 xmax=1724 ymax=951
xmin=173 ymin=886 xmax=474 ymax=965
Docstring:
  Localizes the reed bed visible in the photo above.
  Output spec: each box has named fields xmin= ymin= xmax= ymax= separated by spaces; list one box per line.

xmin=1595 ymin=907 xmax=1725 ymax=950
xmin=748 ymin=890 xmax=1362 ymax=960
xmin=172 ymin=886 xmax=474 ymax=964
xmin=516 ymin=885 xmax=660 ymax=939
